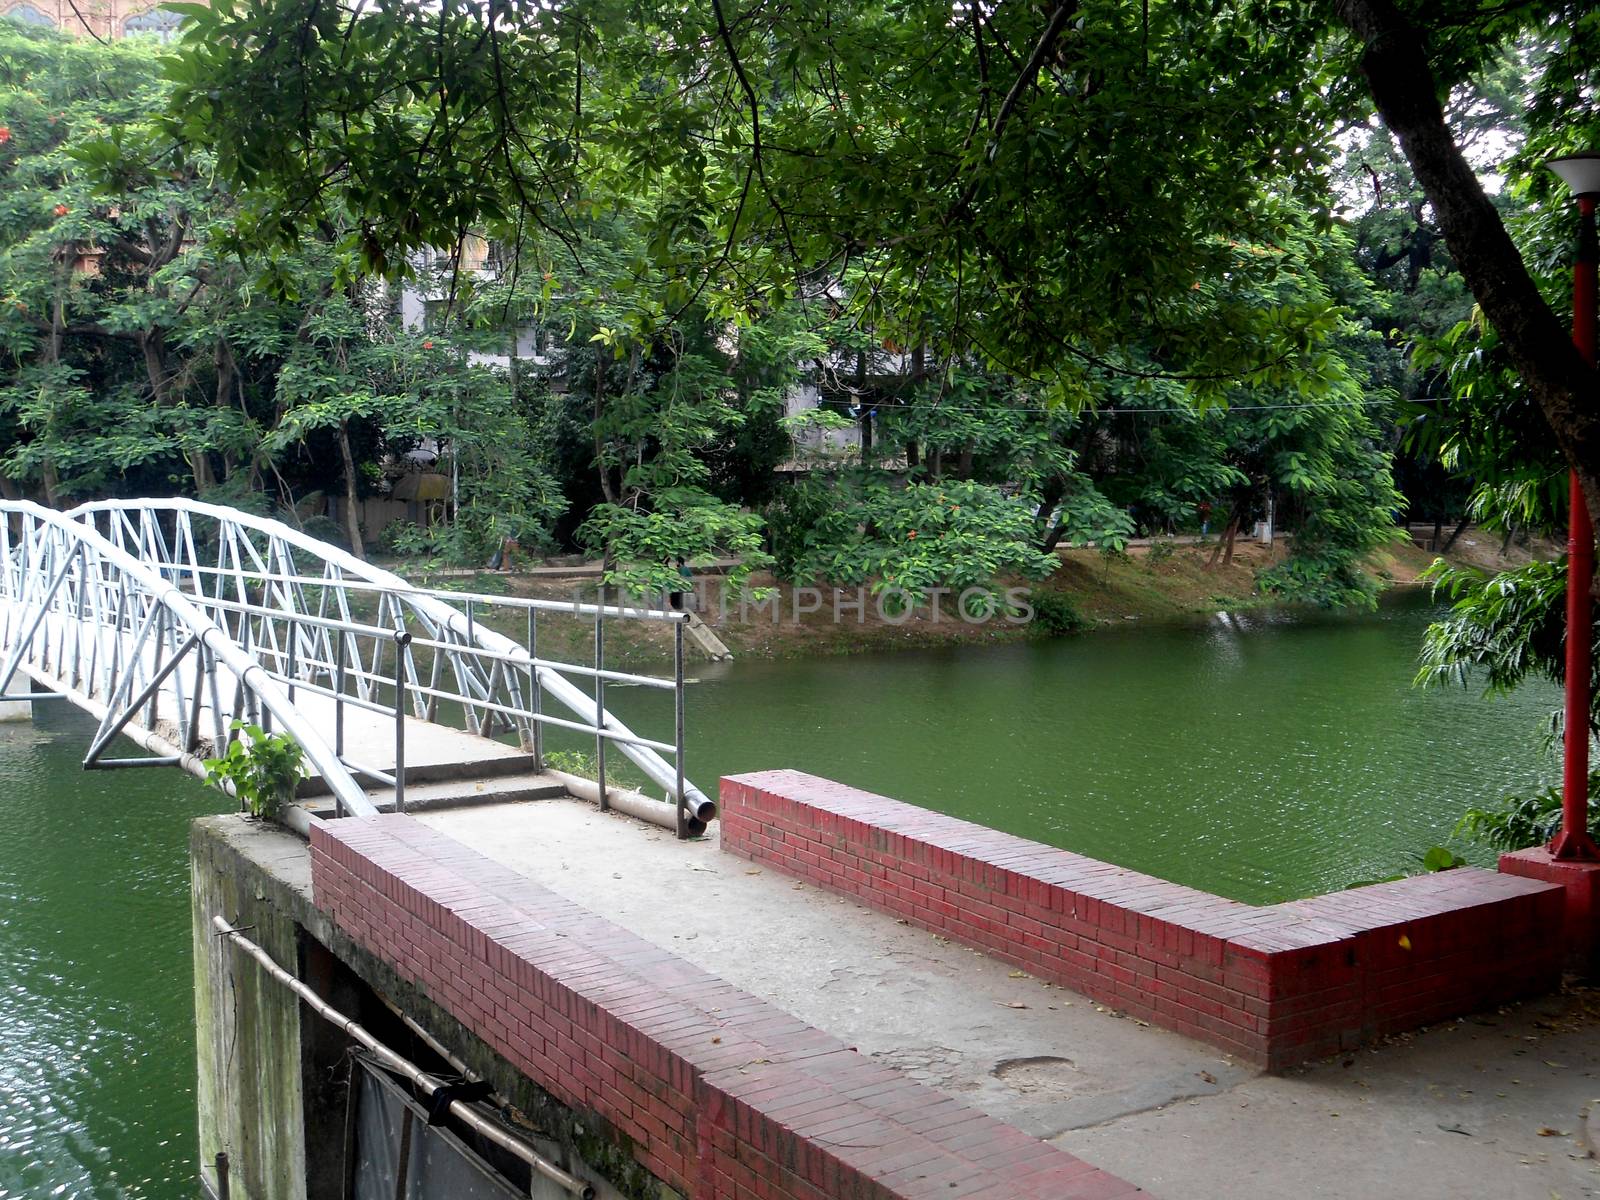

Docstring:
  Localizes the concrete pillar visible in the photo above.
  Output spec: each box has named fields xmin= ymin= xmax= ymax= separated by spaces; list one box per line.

xmin=192 ymin=819 xmax=316 ymax=1200
xmin=0 ymin=686 xmax=32 ymax=722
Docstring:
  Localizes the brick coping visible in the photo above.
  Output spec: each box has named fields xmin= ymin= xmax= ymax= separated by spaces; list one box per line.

xmin=310 ymin=814 xmax=1145 ymax=1200
xmin=721 ymin=770 xmax=1565 ymax=1068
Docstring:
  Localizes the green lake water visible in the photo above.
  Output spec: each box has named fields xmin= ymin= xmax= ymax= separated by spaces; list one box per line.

xmin=0 ymin=590 xmax=1563 ymax=1197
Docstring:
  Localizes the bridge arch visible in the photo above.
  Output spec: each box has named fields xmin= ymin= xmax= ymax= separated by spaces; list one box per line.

xmin=62 ymin=497 xmax=708 ymax=820
xmin=1 ymin=500 xmax=375 ymax=820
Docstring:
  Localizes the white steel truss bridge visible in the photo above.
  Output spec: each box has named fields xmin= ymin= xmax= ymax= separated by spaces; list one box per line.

xmin=0 ymin=498 xmax=713 ymax=836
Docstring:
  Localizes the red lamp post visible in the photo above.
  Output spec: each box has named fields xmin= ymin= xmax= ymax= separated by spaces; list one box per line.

xmin=1548 ymin=153 xmax=1600 ymax=861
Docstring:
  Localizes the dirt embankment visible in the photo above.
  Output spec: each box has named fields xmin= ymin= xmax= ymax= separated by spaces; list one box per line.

xmin=400 ymin=527 xmax=1555 ymax=664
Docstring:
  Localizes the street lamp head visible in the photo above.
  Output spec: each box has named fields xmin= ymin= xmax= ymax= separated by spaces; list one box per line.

xmin=1548 ymin=152 xmax=1600 ymax=199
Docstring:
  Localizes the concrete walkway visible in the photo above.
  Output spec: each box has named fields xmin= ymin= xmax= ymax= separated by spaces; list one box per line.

xmin=421 ymin=797 xmax=1600 ymax=1200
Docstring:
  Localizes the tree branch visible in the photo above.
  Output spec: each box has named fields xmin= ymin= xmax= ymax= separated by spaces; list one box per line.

xmin=1334 ymin=0 xmax=1600 ymax=523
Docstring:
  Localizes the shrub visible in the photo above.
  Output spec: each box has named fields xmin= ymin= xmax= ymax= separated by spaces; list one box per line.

xmin=1454 ymin=776 xmax=1600 ymax=851
xmin=204 ymin=722 xmax=307 ymax=822
xmin=1030 ymin=590 xmax=1087 ymax=636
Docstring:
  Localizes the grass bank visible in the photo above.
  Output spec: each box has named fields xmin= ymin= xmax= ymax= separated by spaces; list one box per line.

xmin=381 ymin=527 xmax=1544 ymax=667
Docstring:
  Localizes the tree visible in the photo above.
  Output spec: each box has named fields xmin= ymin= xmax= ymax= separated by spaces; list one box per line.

xmin=0 ymin=25 xmax=560 ymax=560
xmin=166 ymin=0 xmax=1347 ymax=401
xmin=1 ymin=23 xmax=213 ymax=501
xmin=1330 ymin=0 xmax=1600 ymax=527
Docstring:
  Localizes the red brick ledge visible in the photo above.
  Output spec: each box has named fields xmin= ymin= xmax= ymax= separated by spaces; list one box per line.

xmin=721 ymin=770 xmax=1566 ymax=1069
xmin=309 ymin=815 xmax=1143 ymax=1200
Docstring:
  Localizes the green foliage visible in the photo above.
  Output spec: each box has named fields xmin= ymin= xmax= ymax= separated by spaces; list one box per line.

xmin=0 ymin=26 xmax=561 ymax=557
xmin=543 ymin=749 xmax=597 ymax=778
xmin=203 ymin=720 xmax=306 ymax=821
xmin=580 ymin=501 xmax=771 ymax=598
xmin=1417 ymin=559 xmax=1600 ymax=858
xmin=1419 ymin=845 xmax=1466 ymax=872
xmin=1029 ymin=591 xmax=1088 ymax=637
xmin=1414 ymin=558 xmax=1596 ymax=730
xmin=164 ymin=0 xmax=1349 ymax=401
xmin=773 ymin=476 xmax=1058 ymax=604
xmin=1455 ymin=776 xmax=1600 ymax=853
xmin=1 ymin=2 xmax=1539 ymax=617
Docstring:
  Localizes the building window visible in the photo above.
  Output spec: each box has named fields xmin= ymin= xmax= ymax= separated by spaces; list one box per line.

xmin=3 ymin=4 xmax=55 ymax=26
xmin=122 ymin=5 xmax=183 ymax=39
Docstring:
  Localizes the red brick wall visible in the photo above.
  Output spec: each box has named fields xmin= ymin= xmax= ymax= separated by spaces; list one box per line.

xmin=309 ymin=815 xmax=1143 ymax=1200
xmin=721 ymin=771 xmax=1565 ymax=1069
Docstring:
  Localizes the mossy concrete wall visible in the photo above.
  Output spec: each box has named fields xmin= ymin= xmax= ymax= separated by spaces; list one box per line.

xmin=192 ymin=817 xmax=315 ymax=1200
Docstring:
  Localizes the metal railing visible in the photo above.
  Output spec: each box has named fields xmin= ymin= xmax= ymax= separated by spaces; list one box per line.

xmin=54 ymin=498 xmax=708 ymax=837
xmin=0 ymin=500 xmax=375 ymax=818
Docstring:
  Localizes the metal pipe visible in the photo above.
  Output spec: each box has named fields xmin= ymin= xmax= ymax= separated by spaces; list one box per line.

xmin=464 ymin=599 xmax=479 ymax=735
xmin=143 ymin=557 xmax=691 ymax=621
xmin=265 ymin=672 xmax=680 ymax=753
xmin=393 ymin=630 xmax=411 ymax=815
xmin=186 ymin=643 xmax=206 ymax=753
xmin=374 ymin=992 xmax=483 ymax=1085
xmin=334 ymin=635 xmax=346 ymax=759
xmin=339 ymin=758 xmax=396 ymax=788
xmin=0 ymin=542 xmax=82 ymax=696
xmin=594 ymin=597 xmax=606 ymax=812
xmin=85 ymin=755 xmax=182 ymax=769
xmin=210 ymin=917 xmax=595 ymax=1200
xmin=11 ymin=663 xmax=261 ymax=806
xmin=549 ymin=770 xmax=707 ymax=836
xmin=528 ymin=608 xmax=543 ymax=771
xmin=1556 ymin=193 xmax=1600 ymax=861
xmin=185 ymin=597 xmax=679 ymax=688
xmin=145 ymin=607 xmax=167 ymax=731
xmin=83 ymin=631 xmax=201 ymax=767
xmin=674 ymin=622 xmax=686 ymax=840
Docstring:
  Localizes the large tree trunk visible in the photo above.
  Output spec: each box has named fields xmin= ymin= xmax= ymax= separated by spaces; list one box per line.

xmin=1034 ymin=477 xmax=1065 ymax=550
xmin=1207 ymin=500 xmax=1246 ymax=570
xmin=593 ymin=356 xmax=617 ymax=504
xmin=140 ymin=328 xmax=214 ymax=491
xmin=855 ymin=350 xmax=872 ymax=457
xmin=1334 ymin=0 xmax=1600 ymax=523
xmin=905 ymin=345 xmax=924 ymax=469
xmin=214 ymin=338 xmax=239 ymax=482
xmin=336 ymin=418 xmax=366 ymax=561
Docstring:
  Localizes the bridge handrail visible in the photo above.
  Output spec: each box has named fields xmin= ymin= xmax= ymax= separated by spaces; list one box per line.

xmin=0 ymin=499 xmax=377 ymax=819
xmin=63 ymin=497 xmax=709 ymax=821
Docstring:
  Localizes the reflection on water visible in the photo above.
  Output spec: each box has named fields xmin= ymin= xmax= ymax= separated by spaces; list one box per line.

xmin=0 ymin=708 xmax=224 ymax=1199
xmin=0 ymin=592 xmax=1562 ymax=1196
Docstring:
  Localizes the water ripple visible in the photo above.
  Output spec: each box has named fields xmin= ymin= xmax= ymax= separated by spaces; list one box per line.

xmin=0 ymin=710 xmax=222 ymax=1199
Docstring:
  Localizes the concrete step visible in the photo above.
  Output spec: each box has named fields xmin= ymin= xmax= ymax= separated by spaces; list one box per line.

xmin=303 ymin=771 xmax=568 ymax=818
xmin=684 ymin=612 xmax=733 ymax=661
xmin=297 ymin=726 xmax=543 ymax=797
